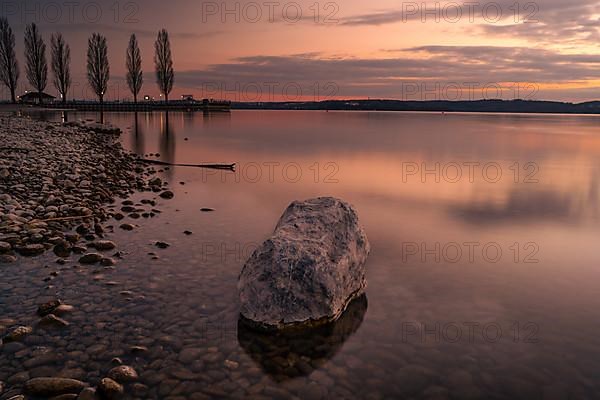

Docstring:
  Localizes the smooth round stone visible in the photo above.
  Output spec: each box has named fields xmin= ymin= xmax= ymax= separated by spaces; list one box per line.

xmin=17 ymin=244 xmax=45 ymax=256
xmin=100 ymin=258 xmax=116 ymax=266
xmin=78 ymin=253 xmax=103 ymax=264
xmin=23 ymin=377 xmax=86 ymax=397
xmin=38 ymin=314 xmax=70 ymax=328
xmin=54 ymin=304 xmax=75 ymax=315
xmin=53 ymin=240 xmax=71 ymax=258
xmin=0 ymin=241 xmax=11 ymax=253
xmin=97 ymin=378 xmax=123 ymax=399
xmin=0 ymin=254 xmax=17 ymax=263
xmin=93 ymin=240 xmax=116 ymax=251
xmin=77 ymin=387 xmax=98 ymax=400
xmin=37 ymin=299 xmax=62 ymax=316
xmin=3 ymin=326 xmax=33 ymax=343
xmin=159 ymin=190 xmax=174 ymax=199
xmin=107 ymin=365 xmax=138 ymax=383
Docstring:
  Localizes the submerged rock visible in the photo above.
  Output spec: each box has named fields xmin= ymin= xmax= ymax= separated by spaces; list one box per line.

xmin=24 ymin=377 xmax=86 ymax=397
xmin=159 ymin=190 xmax=174 ymax=199
xmin=0 ymin=241 xmax=11 ymax=253
xmin=2 ymin=326 xmax=33 ymax=343
xmin=0 ymin=254 xmax=17 ymax=263
xmin=17 ymin=244 xmax=45 ymax=256
xmin=238 ymin=197 xmax=370 ymax=330
xmin=53 ymin=241 xmax=72 ymax=258
xmin=97 ymin=378 xmax=123 ymax=399
xmin=38 ymin=314 xmax=70 ymax=328
xmin=77 ymin=387 xmax=99 ymax=400
xmin=93 ymin=240 xmax=116 ymax=251
xmin=37 ymin=299 xmax=62 ymax=316
xmin=79 ymin=253 xmax=103 ymax=265
xmin=107 ymin=365 xmax=138 ymax=383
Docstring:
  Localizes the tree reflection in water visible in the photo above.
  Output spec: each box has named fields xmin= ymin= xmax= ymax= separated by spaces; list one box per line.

xmin=160 ymin=112 xmax=175 ymax=180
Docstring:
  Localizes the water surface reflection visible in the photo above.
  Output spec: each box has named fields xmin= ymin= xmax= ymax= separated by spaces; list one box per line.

xmin=238 ymin=295 xmax=368 ymax=382
xmin=3 ymin=110 xmax=600 ymax=399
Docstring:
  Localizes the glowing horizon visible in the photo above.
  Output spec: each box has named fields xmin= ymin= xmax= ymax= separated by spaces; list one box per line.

xmin=2 ymin=0 xmax=600 ymax=102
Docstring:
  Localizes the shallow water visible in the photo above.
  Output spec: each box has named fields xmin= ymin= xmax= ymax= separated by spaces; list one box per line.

xmin=2 ymin=110 xmax=600 ymax=399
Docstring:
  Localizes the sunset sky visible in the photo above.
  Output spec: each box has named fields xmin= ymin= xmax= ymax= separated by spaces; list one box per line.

xmin=3 ymin=0 xmax=600 ymax=102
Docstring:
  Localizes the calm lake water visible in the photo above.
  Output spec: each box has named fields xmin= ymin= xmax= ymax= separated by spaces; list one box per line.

xmin=2 ymin=110 xmax=600 ymax=399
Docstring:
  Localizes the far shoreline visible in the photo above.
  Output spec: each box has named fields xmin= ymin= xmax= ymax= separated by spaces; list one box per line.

xmin=4 ymin=98 xmax=600 ymax=116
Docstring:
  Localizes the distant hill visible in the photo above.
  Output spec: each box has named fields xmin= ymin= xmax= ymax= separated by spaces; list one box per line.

xmin=233 ymin=99 xmax=600 ymax=114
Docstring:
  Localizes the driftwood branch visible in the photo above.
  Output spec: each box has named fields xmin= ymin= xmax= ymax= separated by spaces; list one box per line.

xmin=138 ymin=159 xmax=236 ymax=171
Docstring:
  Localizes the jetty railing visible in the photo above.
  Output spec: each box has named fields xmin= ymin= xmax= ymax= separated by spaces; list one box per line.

xmin=32 ymin=99 xmax=232 ymax=112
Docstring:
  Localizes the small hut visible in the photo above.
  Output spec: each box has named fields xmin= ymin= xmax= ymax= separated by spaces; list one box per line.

xmin=18 ymin=92 xmax=56 ymax=104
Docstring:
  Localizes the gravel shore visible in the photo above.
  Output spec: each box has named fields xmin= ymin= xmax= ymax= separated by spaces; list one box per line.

xmin=0 ymin=115 xmax=171 ymax=264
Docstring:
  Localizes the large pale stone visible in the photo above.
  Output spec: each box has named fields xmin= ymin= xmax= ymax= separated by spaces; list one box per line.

xmin=238 ymin=197 xmax=370 ymax=329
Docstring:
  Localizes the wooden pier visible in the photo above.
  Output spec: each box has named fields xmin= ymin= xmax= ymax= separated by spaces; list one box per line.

xmin=35 ymin=99 xmax=231 ymax=112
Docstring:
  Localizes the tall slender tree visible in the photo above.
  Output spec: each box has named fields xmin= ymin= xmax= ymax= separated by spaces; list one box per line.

xmin=126 ymin=33 xmax=143 ymax=104
xmin=87 ymin=33 xmax=109 ymax=104
xmin=24 ymin=23 xmax=47 ymax=104
xmin=50 ymin=33 xmax=71 ymax=104
xmin=0 ymin=18 xmax=19 ymax=103
xmin=154 ymin=29 xmax=174 ymax=102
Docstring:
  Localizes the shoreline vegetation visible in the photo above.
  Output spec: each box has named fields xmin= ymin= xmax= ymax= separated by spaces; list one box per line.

xmin=0 ymin=18 xmax=178 ymax=108
xmin=232 ymin=99 xmax=600 ymax=114
xmin=3 ymin=98 xmax=600 ymax=115
xmin=0 ymin=115 xmax=176 ymax=266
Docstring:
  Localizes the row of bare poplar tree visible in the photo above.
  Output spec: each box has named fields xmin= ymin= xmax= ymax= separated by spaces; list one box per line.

xmin=0 ymin=18 xmax=174 ymax=104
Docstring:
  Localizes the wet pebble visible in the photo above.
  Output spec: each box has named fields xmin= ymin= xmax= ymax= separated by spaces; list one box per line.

xmin=119 ymin=224 xmax=134 ymax=231
xmin=93 ymin=240 xmax=116 ymax=251
xmin=38 ymin=299 xmax=62 ymax=316
xmin=38 ymin=314 xmax=70 ymax=328
xmin=159 ymin=190 xmax=174 ymax=199
xmin=79 ymin=253 xmax=103 ymax=265
xmin=3 ymin=326 xmax=33 ymax=343
xmin=107 ymin=365 xmax=138 ymax=383
xmin=97 ymin=378 xmax=123 ymax=399
xmin=23 ymin=377 xmax=86 ymax=397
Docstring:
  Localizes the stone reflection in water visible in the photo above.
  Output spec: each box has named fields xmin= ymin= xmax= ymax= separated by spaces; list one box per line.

xmin=237 ymin=295 xmax=367 ymax=382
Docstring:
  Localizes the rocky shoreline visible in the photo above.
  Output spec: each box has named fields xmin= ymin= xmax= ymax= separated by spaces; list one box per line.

xmin=0 ymin=115 xmax=173 ymax=266
xmin=0 ymin=115 xmax=176 ymax=398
